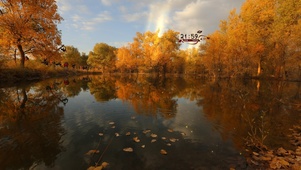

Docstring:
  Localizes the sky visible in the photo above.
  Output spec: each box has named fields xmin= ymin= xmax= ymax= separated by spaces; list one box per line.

xmin=56 ymin=0 xmax=246 ymax=54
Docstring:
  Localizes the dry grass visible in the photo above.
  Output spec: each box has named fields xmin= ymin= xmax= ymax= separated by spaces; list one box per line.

xmin=0 ymin=60 xmax=99 ymax=83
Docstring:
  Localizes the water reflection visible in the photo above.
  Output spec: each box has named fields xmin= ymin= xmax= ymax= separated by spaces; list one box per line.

xmin=0 ymin=82 xmax=66 ymax=169
xmin=0 ymin=75 xmax=300 ymax=169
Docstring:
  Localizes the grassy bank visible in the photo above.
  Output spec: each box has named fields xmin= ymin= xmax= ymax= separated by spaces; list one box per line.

xmin=0 ymin=67 xmax=100 ymax=84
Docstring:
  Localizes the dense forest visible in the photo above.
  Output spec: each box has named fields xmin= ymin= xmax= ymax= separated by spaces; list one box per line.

xmin=0 ymin=0 xmax=301 ymax=80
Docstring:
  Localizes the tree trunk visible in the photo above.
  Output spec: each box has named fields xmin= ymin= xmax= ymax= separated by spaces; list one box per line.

xmin=257 ymin=61 xmax=261 ymax=77
xmin=17 ymin=44 xmax=25 ymax=68
xmin=14 ymin=49 xmax=17 ymax=65
xmin=20 ymin=88 xmax=28 ymax=109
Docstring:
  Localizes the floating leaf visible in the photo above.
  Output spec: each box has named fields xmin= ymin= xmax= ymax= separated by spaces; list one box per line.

xmin=260 ymin=156 xmax=272 ymax=161
xmin=151 ymin=139 xmax=157 ymax=143
xmin=111 ymin=126 xmax=116 ymax=129
xmin=168 ymin=129 xmax=173 ymax=132
xmin=87 ymin=162 xmax=109 ymax=170
xmin=126 ymin=132 xmax=131 ymax=136
xmin=133 ymin=137 xmax=140 ymax=143
xmin=181 ymin=132 xmax=186 ymax=136
xmin=141 ymin=145 xmax=145 ymax=148
xmin=115 ymin=133 xmax=120 ymax=137
xmin=98 ymin=133 xmax=104 ymax=136
xmin=170 ymin=138 xmax=177 ymax=142
xmin=143 ymin=130 xmax=151 ymax=134
xmin=160 ymin=149 xmax=167 ymax=155
xmin=85 ymin=150 xmax=99 ymax=155
xmin=100 ymin=162 xmax=109 ymax=168
xmin=87 ymin=166 xmax=95 ymax=170
xmin=167 ymin=143 xmax=171 ymax=146
xmin=277 ymin=147 xmax=287 ymax=155
xmin=161 ymin=137 xmax=167 ymax=140
xmin=109 ymin=122 xmax=115 ymax=125
xmin=123 ymin=147 xmax=133 ymax=152
xmin=151 ymin=133 xmax=157 ymax=138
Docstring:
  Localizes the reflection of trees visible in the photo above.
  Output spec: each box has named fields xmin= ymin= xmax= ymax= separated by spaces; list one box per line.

xmin=0 ymin=83 xmax=65 ymax=169
xmin=88 ymin=76 xmax=116 ymax=102
xmin=115 ymin=75 xmax=180 ymax=118
xmin=198 ymin=80 xmax=301 ymax=168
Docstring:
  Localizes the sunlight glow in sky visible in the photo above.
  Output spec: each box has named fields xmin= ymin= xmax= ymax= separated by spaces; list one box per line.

xmin=56 ymin=0 xmax=245 ymax=54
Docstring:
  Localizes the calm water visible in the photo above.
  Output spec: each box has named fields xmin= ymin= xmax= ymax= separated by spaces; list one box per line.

xmin=0 ymin=75 xmax=300 ymax=170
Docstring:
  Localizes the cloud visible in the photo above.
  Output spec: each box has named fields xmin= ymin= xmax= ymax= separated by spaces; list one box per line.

xmin=109 ymin=41 xmax=131 ymax=48
xmin=56 ymin=0 xmax=72 ymax=14
xmin=100 ymin=0 xmax=111 ymax=6
xmin=70 ymin=11 xmax=112 ymax=31
xmin=119 ymin=5 xmax=127 ymax=13
xmin=142 ymin=0 xmax=245 ymax=35
xmin=122 ymin=12 xmax=148 ymax=22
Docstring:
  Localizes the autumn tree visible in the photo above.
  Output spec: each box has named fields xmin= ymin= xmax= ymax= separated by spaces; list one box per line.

xmin=269 ymin=0 xmax=301 ymax=79
xmin=201 ymin=0 xmax=301 ymax=80
xmin=87 ymin=43 xmax=117 ymax=72
xmin=80 ymin=52 xmax=88 ymax=66
xmin=115 ymin=30 xmax=181 ymax=74
xmin=61 ymin=45 xmax=81 ymax=65
xmin=115 ymin=45 xmax=136 ymax=73
xmin=0 ymin=0 xmax=63 ymax=68
xmin=156 ymin=29 xmax=181 ymax=75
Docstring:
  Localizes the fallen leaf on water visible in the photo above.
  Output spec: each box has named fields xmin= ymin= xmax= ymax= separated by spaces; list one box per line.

xmin=115 ymin=133 xmax=120 ymax=137
xmin=167 ymin=143 xmax=171 ymax=146
xmin=168 ymin=129 xmax=173 ymax=132
xmin=100 ymin=162 xmax=109 ymax=168
xmin=278 ymin=158 xmax=289 ymax=166
xmin=170 ymin=138 xmax=177 ymax=142
xmin=85 ymin=150 xmax=100 ymax=155
xmin=161 ymin=137 xmax=167 ymax=140
xmin=141 ymin=145 xmax=145 ymax=148
xmin=109 ymin=122 xmax=115 ymax=125
xmin=87 ymin=162 xmax=109 ymax=170
xmin=98 ymin=133 xmax=104 ymax=136
xmin=123 ymin=147 xmax=133 ymax=152
xmin=277 ymin=147 xmax=287 ymax=155
xmin=151 ymin=139 xmax=157 ymax=143
xmin=160 ymin=149 xmax=167 ymax=155
xmin=133 ymin=137 xmax=140 ymax=142
xmin=87 ymin=166 xmax=95 ymax=170
xmin=251 ymin=159 xmax=259 ymax=166
xmin=111 ymin=126 xmax=115 ymax=129
xmin=143 ymin=130 xmax=151 ymax=134
xmin=151 ymin=133 xmax=157 ymax=138
xmin=181 ymin=132 xmax=186 ymax=136
xmin=126 ymin=132 xmax=131 ymax=136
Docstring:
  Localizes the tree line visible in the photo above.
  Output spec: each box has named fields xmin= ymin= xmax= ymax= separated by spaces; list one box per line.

xmin=1 ymin=0 xmax=301 ymax=80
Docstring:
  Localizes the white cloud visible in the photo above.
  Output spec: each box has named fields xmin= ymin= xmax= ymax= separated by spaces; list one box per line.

xmin=69 ymin=11 xmax=112 ymax=31
xmin=122 ymin=12 xmax=148 ymax=22
xmin=100 ymin=0 xmax=111 ymax=6
xmin=141 ymin=0 xmax=245 ymax=38
xmin=119 ymin=5 xmax=127 ymax=13
xmin=77 ymin=5 xmax=90 ymax=14
xmin=56 ymin=0 xmax=72 ymax=14
xmin=109 ymin=41 xmax=130 ymax=48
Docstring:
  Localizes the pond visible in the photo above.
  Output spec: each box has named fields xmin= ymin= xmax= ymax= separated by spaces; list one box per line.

xmin=0 ymin=75 xmax=300 ymax=170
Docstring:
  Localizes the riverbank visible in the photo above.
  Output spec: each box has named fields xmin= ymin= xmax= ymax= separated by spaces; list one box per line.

xmin=0 ymin=67 xmax=101 ymax=84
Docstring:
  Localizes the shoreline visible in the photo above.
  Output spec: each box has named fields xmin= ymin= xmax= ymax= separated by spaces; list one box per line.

xmin=0 ymin=68 xmax=101 ymax=85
